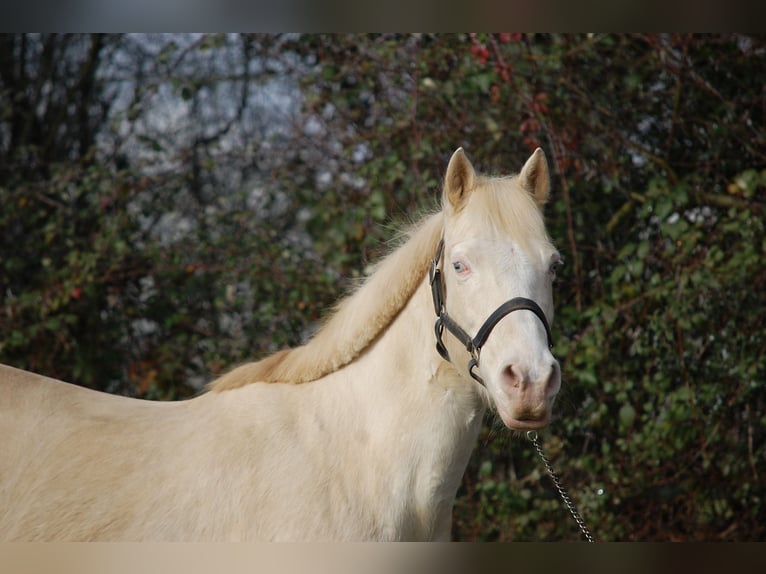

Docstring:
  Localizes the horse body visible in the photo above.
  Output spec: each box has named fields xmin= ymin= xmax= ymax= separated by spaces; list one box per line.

xmin=0 ymin=275 xmax=482 ymax=541
xmin=0 ymin=148 xmax=559 ymax=541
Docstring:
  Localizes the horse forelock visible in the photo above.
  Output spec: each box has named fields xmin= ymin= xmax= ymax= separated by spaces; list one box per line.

xmin=462 ymin=174 xmax=552 ymax=254
xmin=209 ymin=211 xmax=444 ymax=391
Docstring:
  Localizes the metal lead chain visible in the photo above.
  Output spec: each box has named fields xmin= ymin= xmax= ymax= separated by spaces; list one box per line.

xmin=527 ymin=431 xmax=595 ymax=542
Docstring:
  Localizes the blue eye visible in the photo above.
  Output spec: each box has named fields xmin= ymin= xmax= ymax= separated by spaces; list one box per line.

xmin=453 ymin=261 xmax=467 ymax=274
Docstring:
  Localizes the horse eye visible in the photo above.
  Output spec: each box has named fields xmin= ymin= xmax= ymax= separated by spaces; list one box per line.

xmin=550 ymin=258 xmax=564 ymax=275
xmin=453 ymin=261 xmax=467 ymax=274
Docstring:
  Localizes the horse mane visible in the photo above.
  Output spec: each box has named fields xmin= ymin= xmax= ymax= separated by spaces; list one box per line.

xmin=209 ymin=211 xmax=444 ymax=391
xmin=209 ymin=165 xmax=550 ymax=392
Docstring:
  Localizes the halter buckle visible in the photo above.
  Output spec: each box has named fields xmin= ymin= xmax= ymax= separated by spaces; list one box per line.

xmin=430 ymin=266 xmax=443 ymax=316
xmin=429 ymin=239 xmax=445 ymax=316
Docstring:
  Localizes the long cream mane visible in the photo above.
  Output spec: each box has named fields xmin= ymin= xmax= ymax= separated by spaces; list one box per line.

xmin=210 ymin=211 xmax=444 ymax=390
xmin=211 ymin=166 xmax=550 ymax=392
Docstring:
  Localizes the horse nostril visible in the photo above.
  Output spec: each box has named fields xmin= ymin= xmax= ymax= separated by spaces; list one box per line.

xmin=547 ymin=362 xmax=562 ymax=397
xmin=501 ymin=363 xmax=559 ymax=395
xmin=502 ymin=364 xmax=524 ymax=389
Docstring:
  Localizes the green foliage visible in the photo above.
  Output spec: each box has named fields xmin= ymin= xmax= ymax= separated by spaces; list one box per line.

xmin=1 ymin=33 xmax=764 ymax=539
xmin=558 ymin=170 xmax=765 ymax=540
xmin=1 ymin=163 xmax=141 ymax=389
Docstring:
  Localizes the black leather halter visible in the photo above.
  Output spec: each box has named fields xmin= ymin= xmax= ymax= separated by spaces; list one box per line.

xmin=429 ymin=238 xmax=553 ymax=385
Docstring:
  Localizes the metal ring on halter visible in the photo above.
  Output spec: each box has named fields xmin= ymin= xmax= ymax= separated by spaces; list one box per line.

xmin=468 ymin=349 xmax=483 ymax=384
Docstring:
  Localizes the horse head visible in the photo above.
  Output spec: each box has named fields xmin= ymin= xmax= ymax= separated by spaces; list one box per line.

xmin=435 ymin=148 xmax=562 ymax=430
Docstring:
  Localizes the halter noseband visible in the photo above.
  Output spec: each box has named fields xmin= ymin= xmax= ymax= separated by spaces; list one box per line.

xmin=429 ymin=238 xmax=553 ymax=385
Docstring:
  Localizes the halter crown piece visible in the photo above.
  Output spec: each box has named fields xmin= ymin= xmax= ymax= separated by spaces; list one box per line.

xmin=428 ymin=238 xmax=553 ymax=385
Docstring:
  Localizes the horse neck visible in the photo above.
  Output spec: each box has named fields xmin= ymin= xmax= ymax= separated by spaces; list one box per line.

xmin=337 ymin=270 xmax=487 ymax=519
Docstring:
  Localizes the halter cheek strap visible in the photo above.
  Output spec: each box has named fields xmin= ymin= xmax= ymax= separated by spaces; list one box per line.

xmin=429 ymin=239 xmax=553 ymax=385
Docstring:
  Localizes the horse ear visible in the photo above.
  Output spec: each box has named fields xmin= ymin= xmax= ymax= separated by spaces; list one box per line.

xmin=518 ymin=147 xmax=550 ymax=206
xmin=444 ymin=147 xmax=476 ymax=212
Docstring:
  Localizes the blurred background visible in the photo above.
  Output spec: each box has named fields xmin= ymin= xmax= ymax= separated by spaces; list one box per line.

xmin=1 ymin=33 xmax=764 ymax=540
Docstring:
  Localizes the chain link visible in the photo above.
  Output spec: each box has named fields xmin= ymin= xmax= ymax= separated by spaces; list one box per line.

xmin=527 ymin=431 xmax=595 ymax=542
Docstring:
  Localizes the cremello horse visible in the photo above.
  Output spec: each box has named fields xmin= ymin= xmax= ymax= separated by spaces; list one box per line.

xmin=0 ymin=148 xmax=562 ymax=541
